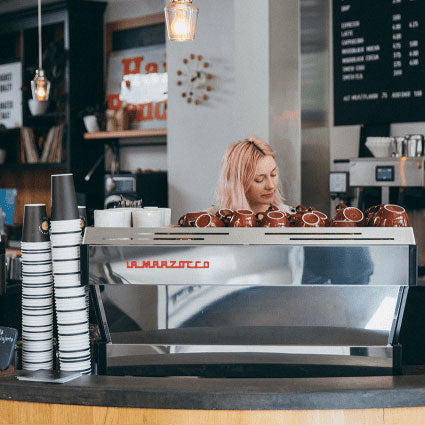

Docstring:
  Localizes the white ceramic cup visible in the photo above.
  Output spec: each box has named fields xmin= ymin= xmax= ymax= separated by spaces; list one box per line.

xmin=28 ymin=99 xmax=49 ymax=116
xmin=132 ymin=209 xmax=162 ymax=228
xmin=143 ymin=207 xmax=171 ymax=226
xmin=94 ymin=209 xmax=131 ymax=227
xmin=159 ymin=208 xmax=171 ymax=226
xmin=83 ymin=115 xmax=99 ymax=132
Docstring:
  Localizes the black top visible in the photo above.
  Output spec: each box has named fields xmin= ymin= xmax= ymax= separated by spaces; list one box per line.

xmin=1 ymin=373 xmax=425 ymax=410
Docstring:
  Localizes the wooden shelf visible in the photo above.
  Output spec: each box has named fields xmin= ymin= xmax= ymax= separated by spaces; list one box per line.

xmin=0 ymin=162 xmax=66 ymax=170
xmin=83 ymin=129 xmax=167 ymax=140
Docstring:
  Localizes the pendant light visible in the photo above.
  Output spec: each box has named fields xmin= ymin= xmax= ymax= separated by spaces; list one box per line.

xmin=165 ymin=0 xmax=199 ymax=42
xmin=31 ymin=0 xmax=50 ymax=101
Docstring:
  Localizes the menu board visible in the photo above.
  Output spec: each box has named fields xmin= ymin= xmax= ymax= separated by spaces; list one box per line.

xmin=333 ymin=0 xmax=425 ymax=125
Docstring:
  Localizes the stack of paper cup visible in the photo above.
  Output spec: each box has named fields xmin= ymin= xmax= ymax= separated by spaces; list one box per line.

xmin=51 ymin=174 xmax=91 ymax=374
xmin=21 ymin=204 xmax=54 ymax=371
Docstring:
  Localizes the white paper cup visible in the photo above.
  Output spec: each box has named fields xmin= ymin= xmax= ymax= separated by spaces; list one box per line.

xmin=21 ymin=242 xmax=51 ymax=250
xmin=53 ymin=260 xmax=80 ymax=274
xmin=22 ymin=274 xmax=53 ymax=283
xmin=52 ymin=247 xmax=80 ymax=260
xmin=132 ymin=209 xmax=162 ymax=227
xmin=50 ymin=219 xmax=81 ymax=232
xmin=50 ymin=235 xmax=82 ymax=247
xmin=94 ymin=209 xmax=131 ymax=227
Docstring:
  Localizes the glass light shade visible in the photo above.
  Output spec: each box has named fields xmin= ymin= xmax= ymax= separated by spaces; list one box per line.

xmin=31 ymin=69 xmax=51 ymax=101
xmin=165 ymin=1 xmax=198 ymax=42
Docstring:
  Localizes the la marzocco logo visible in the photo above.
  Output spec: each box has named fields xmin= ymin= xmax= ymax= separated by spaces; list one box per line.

xmin=126 ymin=260 xmax=210 ymax=269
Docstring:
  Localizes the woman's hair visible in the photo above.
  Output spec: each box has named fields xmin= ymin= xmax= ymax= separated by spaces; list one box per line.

xmin=214 ymin=136 xmax=285 ymax=211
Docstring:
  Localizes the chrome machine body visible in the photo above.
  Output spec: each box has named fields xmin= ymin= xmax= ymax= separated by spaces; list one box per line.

xmin=349 ymin=157 xmax=425 ymax=205
xmin=82 ymin=227 xmax=417 ymax=378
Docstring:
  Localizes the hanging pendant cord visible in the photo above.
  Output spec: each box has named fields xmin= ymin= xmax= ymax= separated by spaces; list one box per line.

xmin=38 ymin=0 xmax=42 ymax=70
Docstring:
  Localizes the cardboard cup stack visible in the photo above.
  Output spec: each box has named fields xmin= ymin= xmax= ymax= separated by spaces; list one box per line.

xmin=50 ymin=174 xmax=91 ymax=374
xmin=21 ymin=204 xmax=54 ymax=370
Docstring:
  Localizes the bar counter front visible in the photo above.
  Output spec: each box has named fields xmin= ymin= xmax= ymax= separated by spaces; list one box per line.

xmin=1 ymin=226 xmax=425 ymax=424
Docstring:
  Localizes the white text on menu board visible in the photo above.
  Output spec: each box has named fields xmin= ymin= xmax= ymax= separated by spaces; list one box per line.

xmin=339 ymin=0 xmax=423 ymax=103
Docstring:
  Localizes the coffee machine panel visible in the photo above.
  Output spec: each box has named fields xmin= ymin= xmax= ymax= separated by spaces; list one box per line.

xmin=104 ymin=173 xmax=168 ymax=208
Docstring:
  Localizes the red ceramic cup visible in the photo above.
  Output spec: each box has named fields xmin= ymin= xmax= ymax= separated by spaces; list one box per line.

xmin=342 ymin=207 xmax=364 ymax=224
xmin=257 ymin=210 xmax=289 ymax=227
xmin=195 ymin=213 xmax=225 ymax=228
xmin=312 ymin=210 xmax=329 ymax=227
xmin=295 ymin=212 xmax=321 ymax=227
xmin=216 ymin=208 xmax=234 ymax=226
xmin=228 ymin=209 xmax=257 ymax=227
xmin=369 ymin=204 xmax=409 ymax=227
xmin=178 ymin=211 xmax=207 ymax=227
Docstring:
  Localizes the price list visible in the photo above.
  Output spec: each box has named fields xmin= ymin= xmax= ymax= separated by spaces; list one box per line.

xmin=333 ymin=0 xmax=425 ymax=125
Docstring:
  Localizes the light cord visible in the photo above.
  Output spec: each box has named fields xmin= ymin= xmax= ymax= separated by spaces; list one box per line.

xmin=38 ymin=0 xmax=42 ymax=70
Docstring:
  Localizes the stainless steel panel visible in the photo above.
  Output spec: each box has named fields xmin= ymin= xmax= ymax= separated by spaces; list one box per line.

xmin=349 ymin=157 xmax=425 ymax=187
xmin=87 ymin=244 xmax=410 ymax=286
xmin=83 ymin=226 xmax=416 ymax=246
xmin=101 ymin=285 xmax=401 ymax=337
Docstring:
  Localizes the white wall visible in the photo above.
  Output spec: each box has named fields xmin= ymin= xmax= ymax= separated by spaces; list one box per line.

xmin=167 ymin=0 xmax=240 ymax=220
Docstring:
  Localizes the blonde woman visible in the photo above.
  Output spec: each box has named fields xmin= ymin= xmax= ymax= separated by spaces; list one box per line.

xmin=210 ymin=136 xmax=291 ymax=214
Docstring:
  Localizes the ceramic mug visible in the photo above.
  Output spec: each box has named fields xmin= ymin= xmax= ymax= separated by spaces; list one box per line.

xmin=94 ymin=209 xmax=131 ymax=227
xmin=312 ymin=210 xmax=330 ymax=227
xmin=195 ymin=214 xmax=225 ymax=228
xmin=228 ymin=209 xmax=257 ymax=227
xmin=295 ymin=212 xmax=321 ymax=227
xmin=132 ymin=209 xmax=162 ymax=227
xmin=178 ymin=211 xmax=207 ymax=227
xmin=216 ymin=208 xmax=234 ymax=226
xmin=369 ymin=204 xmax=409 ymax=227
xmin=257 ymin=210 xmax=289 ymax=227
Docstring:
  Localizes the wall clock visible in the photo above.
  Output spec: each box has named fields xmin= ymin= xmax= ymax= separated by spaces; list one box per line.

xmin=176 ymin=54 xmax=213 ymax=105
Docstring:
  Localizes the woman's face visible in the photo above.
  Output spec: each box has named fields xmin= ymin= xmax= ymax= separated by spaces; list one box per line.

xmin=245 ymin=155 xmax=278 ymax=211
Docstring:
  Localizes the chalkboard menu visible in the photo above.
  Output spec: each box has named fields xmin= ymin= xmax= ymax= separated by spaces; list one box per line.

xmin=0 ymin=326 xmax=17 ymax=370
xmin=333 ymin=0 xmax=425 ymax=125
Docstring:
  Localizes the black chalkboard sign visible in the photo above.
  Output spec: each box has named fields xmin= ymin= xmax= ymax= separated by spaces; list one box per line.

xmin=333 ymin=0 xmax=425 ymax=125
xmin=0 ymin=326 xmax=17 ymax=370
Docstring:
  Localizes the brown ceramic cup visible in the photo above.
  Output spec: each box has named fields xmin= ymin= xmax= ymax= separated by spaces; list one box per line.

xmin=312 ymin=210 xmax=329 ymax=227
xmin=216 ymin=208 xmax=234 ymax=226
xmin=195 ymin=213 xmax=225 ymax=228
xmin=332 ymin=203 xmax=348 ymax=221
xmin=369 ymin=204 xmax=409 ymax=227
xmin=257 ymin=210 xmax=289 ymax=227
xmin=295 ymin=212 xmax=321 ymax=227
xmin=228 ymin=209 xmax=257 ymax=227
xmin=178 ymin=211 xmax=207 ymax=227
xmin=342 ymin=207 xmax=364 ymax=224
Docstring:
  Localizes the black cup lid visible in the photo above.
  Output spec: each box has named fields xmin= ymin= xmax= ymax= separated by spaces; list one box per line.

xmin=51 ymin=174 xmax=79 ymax=221
xmin=22 ymin=204 xmax=50 ymax=243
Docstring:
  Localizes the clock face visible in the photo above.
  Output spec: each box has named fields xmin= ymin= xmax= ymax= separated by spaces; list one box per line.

xmin=176 ymin=54 xmax=213 ymax=105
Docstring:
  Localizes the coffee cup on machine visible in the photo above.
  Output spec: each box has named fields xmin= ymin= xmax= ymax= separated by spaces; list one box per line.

xmin=369 ymin=204 xmax=409 ymax=227
xmin=228 ymin=210 xmax=257 ymax=227
xmin=132 ymin=209 xmax=162 ymax=227
xmin=178 ymin=211 xmax=207 ymax=227
xmin=256 ymin=210 xmax=289 ymax=227
xmin=94 ymin=209 xmax=131 ymax=227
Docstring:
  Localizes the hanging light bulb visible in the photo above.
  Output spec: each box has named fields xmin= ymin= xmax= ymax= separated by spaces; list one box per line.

xmin=165 ymin=0 xmax=199 ymax=42
xmin=32 ymin=69 xmax=50 ymax=101
xmin=31 ymin=0 xmax=50 ymax=101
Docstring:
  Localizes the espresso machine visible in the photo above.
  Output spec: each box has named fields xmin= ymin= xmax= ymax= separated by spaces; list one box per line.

xmin=82 ymin=226 xmax=418 ymax=378
xmin=330 ymin=156 xmax=425 ymax=274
